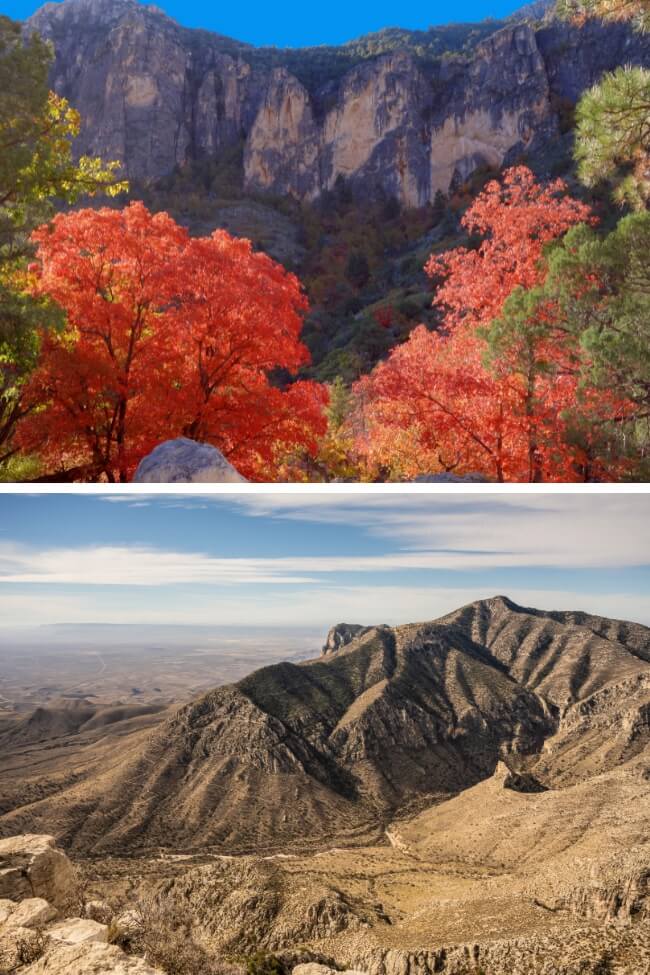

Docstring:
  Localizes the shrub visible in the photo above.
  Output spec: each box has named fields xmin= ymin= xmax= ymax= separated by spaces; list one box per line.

xmin=125 ymin=893 xmax=242 ymax=975
xmin=246 ymin=951 xmax=288 ymax=975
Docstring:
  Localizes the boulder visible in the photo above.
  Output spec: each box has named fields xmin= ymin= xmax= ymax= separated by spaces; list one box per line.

xmin=0 ymin=835 xmax=76 ymax=911
xmin=133 ymin=438 xmax=246 ymax=483
xmin=49 ymin=917 xmax=109 ymax=945
xmin=23 ymin=941 xmax=163 ymax=973
xmin=412 ymin=472 xmax=489 ymax=482
xmin=5 ymin=897 xmax=57 ymax=929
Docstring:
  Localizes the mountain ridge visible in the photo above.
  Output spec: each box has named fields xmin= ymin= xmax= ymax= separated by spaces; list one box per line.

xmin=1 ymin=596 xmax=648 ymax=856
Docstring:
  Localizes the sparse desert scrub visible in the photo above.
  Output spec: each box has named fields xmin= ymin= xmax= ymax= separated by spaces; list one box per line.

xmin=118 ymin=892 xmax=244 ymax=975
xmin=246 ymin=951 xmax=288 ymax=975
xmin=0 ymin=926 xmax=46 ymax=973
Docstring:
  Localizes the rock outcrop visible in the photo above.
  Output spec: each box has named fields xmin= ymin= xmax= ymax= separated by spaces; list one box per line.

xmin=23 ymin=942 xmax=162 ymax=974
xmin=351 ymin=925 xmax=650 ymax=975
xmin=133 ymin=437 xmax=247 ymax=482
xmin=321 ymin=624 xmax=371 ymax=655
xmin=492 ymin=759 xmax=548 ymax=793
xmin=26 ymin=0 xmax=267 ymax=183
xmin=0 ymin=836 xmax=75 ymax=911
xmin=25 ymin=0 xmax=650 ymax=204
xmin=4 ymin=899 xmax=57 ymax=930
xmin=0 ymin=835 xmax=162 ymax=974
xmin=156 ymin=857 xmax=387 ymax=954
xmin=48 ymin=917 xmax=109 ymax=945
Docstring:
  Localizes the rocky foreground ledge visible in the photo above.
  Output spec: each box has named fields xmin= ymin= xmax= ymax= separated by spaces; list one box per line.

xmin=0 ymin=835 xmax=161 ymax=974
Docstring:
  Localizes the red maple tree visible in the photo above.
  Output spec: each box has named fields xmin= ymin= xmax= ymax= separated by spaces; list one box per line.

xmin=425 ymin=167 xmax=592 ymax=329
xmin=18 ymin=202 xmax=327 ymax=481
xmin=355 ymin=168 xmax=626 ymax=482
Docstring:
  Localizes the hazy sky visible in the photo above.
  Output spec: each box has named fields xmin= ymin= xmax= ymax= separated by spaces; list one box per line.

xmin=0 ymin=492 xmax=648 ymax=630
xmin=8 ymin=0 xmax=528 ymax=47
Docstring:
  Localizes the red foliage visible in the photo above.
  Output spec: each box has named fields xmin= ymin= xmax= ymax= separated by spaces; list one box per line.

xmin=426 ymin=167 xmax=593 ymax=331
xmin=18 ymin=202 xmax=327 ymax=481
xmin=355 ymin=168 xmax=626 ymax=482
xmin=373 ymin=306 xmax=393 ymax=329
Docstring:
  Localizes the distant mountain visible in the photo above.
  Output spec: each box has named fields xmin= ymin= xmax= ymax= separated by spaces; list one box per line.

xmin=2 ymin=596 xmax=648 ymax=855
xmin=0 ymin=699 xmax=166 ymax=747
xmin=24 ymin=0 xmax=650 ymax=205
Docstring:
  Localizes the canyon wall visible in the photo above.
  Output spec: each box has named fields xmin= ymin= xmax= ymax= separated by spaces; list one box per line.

xmin=27 ymin=0 xmax=650 ymax=204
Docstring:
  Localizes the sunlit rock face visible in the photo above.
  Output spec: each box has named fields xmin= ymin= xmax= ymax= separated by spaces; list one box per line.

xmin=26 ymin=0 xmax=650 ymax=202
xmin=243 ymin=32 xmax=551 ymax=206
xmin=244 ymin=68 xmax=321 ymax=199
xmin=427 ymin=26 xmax=552 ymax=198
xmin=26 ymin=0 xmax=269 ymax=180
xmin=318 ymin=50 xmax=431 ymax=206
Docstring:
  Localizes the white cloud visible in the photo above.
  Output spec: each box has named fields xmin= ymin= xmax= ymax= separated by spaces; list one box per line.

xmin=0 ymin=535 xmax=646 ymax=588
xmin=226 ymin=494 xmax=650 ymax=569
xmin=99 ymin=496 xmax=208 ymax=510
xmin=95 ymin=492 xmax=650 ymax=571
xmin=0 ymin=495 xmax=648 ymax=590
xmin=0 ymin=543 xmax=315 ymax=586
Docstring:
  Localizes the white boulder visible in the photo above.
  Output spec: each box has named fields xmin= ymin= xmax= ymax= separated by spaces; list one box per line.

xmin=23 ymin=941 xmax=164 ymax=973
xmin=49 ymin=917 xmax=109 ymax=945
xmin=5 ymin=897 xmax=57 ymax=929
xmin=133 ymin=438 xmax=246 ymax=482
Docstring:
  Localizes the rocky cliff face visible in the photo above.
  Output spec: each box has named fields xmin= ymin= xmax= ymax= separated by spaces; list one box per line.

xmin=27 ymin=0 xmax=269 ymax=180
xmin=26 ymin=0 xmax=650 ymax=205
xmin=246 ymin=27 xmax=554 ymax=205
xmin=321 ymin=623 xmax=371 ymax=655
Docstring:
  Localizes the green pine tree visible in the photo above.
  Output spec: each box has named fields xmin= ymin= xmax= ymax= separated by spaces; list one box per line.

xmin=559 ymin=0 xmax=650 ymax=206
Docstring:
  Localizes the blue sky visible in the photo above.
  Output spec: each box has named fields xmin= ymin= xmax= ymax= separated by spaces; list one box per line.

xmin=0 ymin=493 xmax=648 ymax=632
xmin=8 ymin=0 xmax=528 ymax=47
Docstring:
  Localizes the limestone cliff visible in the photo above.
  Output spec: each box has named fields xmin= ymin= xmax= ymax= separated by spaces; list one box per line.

xmin=26 ymin=0 xmax=269 ymax=180
xmin=26 ymin=0 xmax=650 ymax=204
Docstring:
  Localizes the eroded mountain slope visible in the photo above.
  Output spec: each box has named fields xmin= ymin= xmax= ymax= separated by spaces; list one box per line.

xmin=1 ymin=597 xmax=648 ymax=857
